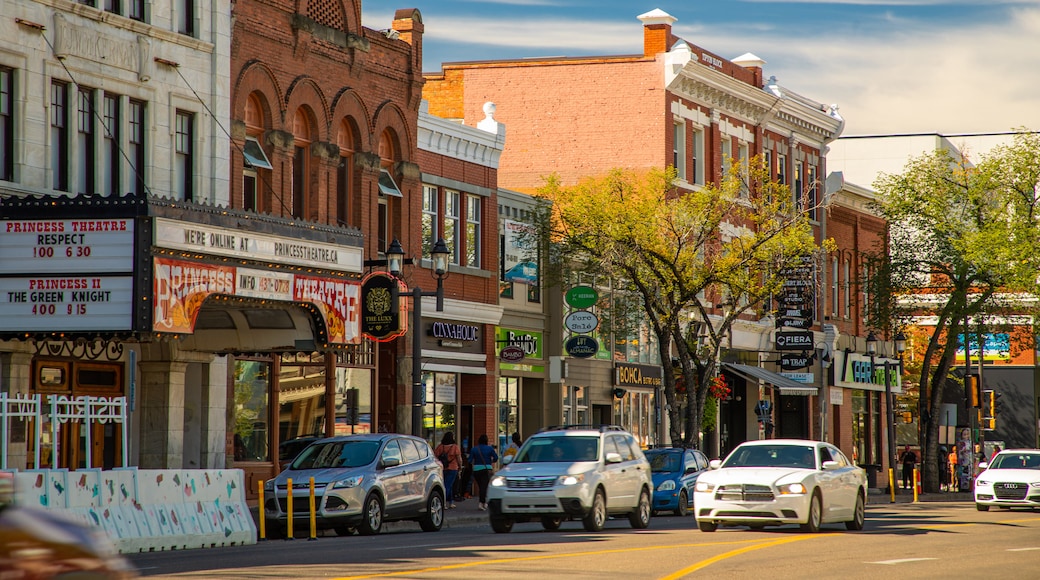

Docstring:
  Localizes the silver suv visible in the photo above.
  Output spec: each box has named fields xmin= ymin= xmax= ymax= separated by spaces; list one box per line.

xmin=487 ymin=425 xmax=652 ymax=533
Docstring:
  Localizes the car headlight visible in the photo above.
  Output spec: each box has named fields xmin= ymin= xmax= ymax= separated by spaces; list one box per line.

xmin=695 ymin=481 xmax=714 ymax=493
xmin=777 ymin=483 xmax=807 ymax=495
xmin=264 ymin=479 xmax=275 ymax=491
xmin=556 ymin=474 xmax=585 ymax=486
xmin=976 ymin=479 xmax=991 ymax=487
xmin=1030 ymin=482 xmax=1040 ymax=488
xmin=491 ymin=475 xmax=507 ymax=487
xmin=657 ymin=480 xmax=676 ymax=492
xmin=331 ymin=475 xmax=364 ymax=489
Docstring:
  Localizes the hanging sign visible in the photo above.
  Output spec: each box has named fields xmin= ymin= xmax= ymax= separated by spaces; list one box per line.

xmin=565 ymin=311 xmax=599 ymax=333
xmin=360 ymin=272 xmax=406 ymax=342
xmin=565 ymin=285 xmax=598 ymax=309
xmin=564 ymin=335 xmax=598 ymax=358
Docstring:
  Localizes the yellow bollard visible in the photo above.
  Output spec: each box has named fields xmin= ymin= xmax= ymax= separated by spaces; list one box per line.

xmin=913 ymin=467 xmax=920 ymax=502
xmin=888 ymin=468 xmax=896 ymax=503
xmin=286 ymin=477 xmax=294 ymax=540
xmin=258 ymin=480 xmax=266 ymax=541
xmin=309 ymin=477 xmax=317 ymax=541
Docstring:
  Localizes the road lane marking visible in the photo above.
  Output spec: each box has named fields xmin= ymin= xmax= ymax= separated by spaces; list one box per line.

xmin=869 ymin=558 xmax=938 ymax=565
xmin=332 ymin=537 xmax=783 ymax=580
xmin=660 ymin=535 xmax=816 ymax=580
xmin=1007 ymin=547 xmax=1040 ymax=552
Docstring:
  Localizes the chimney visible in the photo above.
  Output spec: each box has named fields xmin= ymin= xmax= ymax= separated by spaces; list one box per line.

xmin=392 ymin=9 xmax=424 ymax=69
xmin=733 ymin=52 xmax=766 ymax=89
xmin=637 ymin=9 xmax=676 ymax=57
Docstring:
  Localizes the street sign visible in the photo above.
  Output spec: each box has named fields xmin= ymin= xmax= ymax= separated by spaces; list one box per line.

xmin=783 ymin=308 xmax=813 ymax=319
xmin=564 ymin=335 xmax=598 ymax=358
xmin=565 ymin=311 xmax=599 ymax=333
xmin=780 ymin=317 xmax=812 ymax=329
xmin=775 ymin=331 xmax=813 ymax=350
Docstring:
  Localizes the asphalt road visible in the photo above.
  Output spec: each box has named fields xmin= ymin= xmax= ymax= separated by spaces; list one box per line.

xmin=128 ymin=501 xmax=1040 ymax=580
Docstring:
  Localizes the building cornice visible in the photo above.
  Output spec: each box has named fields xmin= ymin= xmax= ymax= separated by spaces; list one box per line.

xmin=418 ymin=107 xmax=505 ymax=169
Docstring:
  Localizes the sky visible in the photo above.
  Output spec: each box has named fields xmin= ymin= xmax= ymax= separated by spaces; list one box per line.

xmin=362 ymin=1 xmax=1040 ymax=137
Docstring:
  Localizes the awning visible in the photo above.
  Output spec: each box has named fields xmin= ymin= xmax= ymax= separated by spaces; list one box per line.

xmin=722 ymin=362 xmax=818 ymax=396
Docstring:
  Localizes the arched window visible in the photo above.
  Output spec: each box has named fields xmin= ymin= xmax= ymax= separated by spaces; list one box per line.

xmin=377 ymin=129 xmax=402 ymax=253
xmin=292 ymin=109 xmax=312 ymax=219
xmin=337 ymin=119 xmax=356 ymax=227
xmin=242 ymin=93 xmax=271 ymax=212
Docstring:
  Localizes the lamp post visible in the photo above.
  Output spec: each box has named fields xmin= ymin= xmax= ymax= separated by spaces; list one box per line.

xmin=386 ymin=238 xmax=450 ymax=438
xmin=867 ymin=330 xmax=906 ymax=498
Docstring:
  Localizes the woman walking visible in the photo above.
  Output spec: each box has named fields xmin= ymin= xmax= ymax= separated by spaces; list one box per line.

xmin=470 ymin=434 xmax=499 ymax=510
xmin=434 ymin=432 xmax=463 ymax=508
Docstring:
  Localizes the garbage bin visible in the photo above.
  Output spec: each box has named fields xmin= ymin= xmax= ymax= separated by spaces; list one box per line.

xmin=859 ymin=464 xmax=880 ymax=489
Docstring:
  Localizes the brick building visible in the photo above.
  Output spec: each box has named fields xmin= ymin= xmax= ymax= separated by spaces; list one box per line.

xmin=424 ymin=9 xmax=887 ymax=462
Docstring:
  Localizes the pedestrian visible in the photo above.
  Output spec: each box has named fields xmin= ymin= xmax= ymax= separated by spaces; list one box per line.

xmin=503 ymin=432 xmax=521 ymax=462
xmin=990 ymin=445 xmax=1001 ymax=462
xmin=434 ymin=432 xmax=463 ymax=509
xmin=470 ymin=434 xmax=499 ymax=511
xmin=948 ymin=446 xmax=958 ymax=491
xmin=899 ymin=445 xmax=916 ymax=490
xmin=938 ymin=446 xmax=949 ymax=492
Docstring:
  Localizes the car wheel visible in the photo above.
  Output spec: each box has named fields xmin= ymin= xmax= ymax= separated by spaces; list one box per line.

xmin=845 ymin=493 xmax=865 ymax=531
xmin=419 ymin=489 xmax=444 ymax=532
xmin=674 ymin=490 xmax=689 ymax=517
xmin=582 ymin=489 xmax=607 ymax=532
xmin=334 ymin=526 xmax=355 ymax=536
xmin=541 ymin=516 xmax=563 ymax=531
xmin=698 ymin=519 xmax=717 ymax=532
xmin=976 ymin=504 xmax=990 ymax=512
xmin=358 ymin=493 xmax=383 ymax=536
xmin=799 ymin=490 xmax=822 ymax=533
xmin=490 ymin=515 xmax=514 ymax=533
xmin=629 ymin=488 xmax=651 ymax=529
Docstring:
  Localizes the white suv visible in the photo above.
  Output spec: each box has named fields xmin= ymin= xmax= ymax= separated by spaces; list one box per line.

xmin=487 ymin=425 xmax=653 ymax=533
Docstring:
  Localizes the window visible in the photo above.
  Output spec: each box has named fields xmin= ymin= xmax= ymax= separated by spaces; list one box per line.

xmin=444 ymin=190 xmax=460 ymax=264
xmin=292 ymin=109 xmax=311 ymax=218
xmin=793 ymin=163 xmax=803 ymax=210
xmin=673 ymin=121 xmax=685 ymax=180
xmin=102 ymin=94 xmax=119 ymax=196
xmin=77 ymin=88 xmax=96 ymax=195
xmin=51 ymin=81 xmax=69 ymax=192
xmin=737 ymin=142 xmax=749 ymax=198
xmin=128 ymin=99 xmax=145 ymax=195
xmin=691 ymin=127 xmax=704 ymax=185
xmin=466 ymin=194 xmax=481 ymax=268
xmin=498 ymin=377 xmax=519 ymax=455
xmin=720 ymin=137 xmax=732 ymax=179
xmin=422 ymin=372 xmax=456 ymax=447
xmin=831 ymin=256 xmax=839 ymax=317
xmin=764 ymin=150 xmax=773 ymax=181
xmin=422 ymin=185 xmax=438 ymax=259
xmin=178 ymin=0 xmax=195 ymax=37
xmin=563 ymin=386 xmax=589 ymax=426
xmin=861 ymin=262 xmax=870 ymax=324
xmin=233 ymin=360 xmax=271 ymax=462
xmin=175 ymin=110 xmax=194 ymax=201
xmin=0 ymin=67 xmax=12 ymax=181
xmin=843 ymin=258 xmax=851 ymax=318
xmin=777 ymin=154 xmax=787 ymax=185
xmin=336 ymin=121 xmax=355 ymax=226
xmin=807 ymin=165 xmax=818 ymax=219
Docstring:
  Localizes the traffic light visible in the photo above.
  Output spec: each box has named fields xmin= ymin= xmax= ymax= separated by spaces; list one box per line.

xmin=902 ymin=411 xmax=913 ymax=423
xmin=983 ymin=389 xmax=995 ymax=419
xmin=966 ymin=374 xmax=981 ymax=407
xmin=982 ymin=417 xmax=996 ymax=431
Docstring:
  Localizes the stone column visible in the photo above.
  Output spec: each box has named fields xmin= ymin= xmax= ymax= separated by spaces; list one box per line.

xmin=1 ymin=349 xmax=34 ymax=469
xmin=137 ymin=359 xmax=187 ymax=469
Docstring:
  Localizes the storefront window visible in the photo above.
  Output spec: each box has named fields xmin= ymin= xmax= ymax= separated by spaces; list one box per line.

xmin=563 ymin=386 xmax=588 ymax=425
xmin=278 ymin=364 xmax=326 ymax=444
xmin=233 ymin=360 xmax=270 ymax=462
xmin=612 ymin=391 xmax=654 ymax=448
xmin=423 ymin=372 xmax=457 ymax=447
xmin=335 ymin=367 xmax=372 ymax=434
xmin=851 ymin=389 xmax=880 ymax=466
xmin=498 ymin=377 xmax=519 ymax=453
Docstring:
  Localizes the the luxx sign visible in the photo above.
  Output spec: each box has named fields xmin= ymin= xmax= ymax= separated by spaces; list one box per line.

xmin=774 ymin=331 xmax=813 ymax=351
xmin=360 ymin=272 xmax=406 ymax=342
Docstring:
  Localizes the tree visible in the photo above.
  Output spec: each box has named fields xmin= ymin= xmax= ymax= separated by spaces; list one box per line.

xmin=866 ymin=130 xmax=1040 ymax=493
xmin=536 ymin=161 xmax=823 ymax=451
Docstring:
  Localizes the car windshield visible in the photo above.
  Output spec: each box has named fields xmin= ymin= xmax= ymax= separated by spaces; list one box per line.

xmin=647 ymin=452 xmax=681 ymax=473
xmin=290 ymin=440 xmax=380 ymax=469
xmin=514 ymin=436 xmax=599 ymax=463
xmin=989 ymin=453 xmax=1040 ymax=470
xmin=722 ymin=444 xmax=816 ymax=469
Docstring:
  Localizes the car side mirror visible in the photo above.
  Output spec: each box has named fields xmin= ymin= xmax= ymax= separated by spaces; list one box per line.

xmin=502 ymin=455 xmax=514 ymax=465
xmin=821 ymin=460 xmax=839 ymax=471
xmin=382 ymin=457 xmax=401 ymax=468
xmin=708 ymin=459 xmax=722 ymax=470
xmin=685 ymin=466 xmax=698 ymax=474
xmin=978 ymin=462 xmax=988 ymax=470
xmin=605 ymin=452 xmax=623 ymax=464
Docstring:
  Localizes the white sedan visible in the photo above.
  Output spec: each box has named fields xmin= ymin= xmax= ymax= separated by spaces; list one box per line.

xmin=974 ymin=449 xmax=1040 ymax=511
xmin=694 ymin=439 xmax=867 ymax=533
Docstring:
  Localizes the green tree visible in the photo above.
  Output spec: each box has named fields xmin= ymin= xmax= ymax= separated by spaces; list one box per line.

xmin=866 ymin=131 xmax=1040 ymax=492
xmin=537 ymin=161 xmax=822 ymax=450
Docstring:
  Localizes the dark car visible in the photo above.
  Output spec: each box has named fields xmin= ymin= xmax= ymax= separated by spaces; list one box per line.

xmin=0 ymin=471 xmax=136 ymax=578
xmin=644 ymin=447 xmax=708 ymax=516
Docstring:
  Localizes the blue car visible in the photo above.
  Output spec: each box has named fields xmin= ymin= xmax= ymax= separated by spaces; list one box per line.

xmin=645 ymin=447 xmax=709 ymax=516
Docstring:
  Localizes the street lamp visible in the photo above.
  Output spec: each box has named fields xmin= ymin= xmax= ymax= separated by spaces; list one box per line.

xmin=385 ymin=238 xmax=450 ymax=437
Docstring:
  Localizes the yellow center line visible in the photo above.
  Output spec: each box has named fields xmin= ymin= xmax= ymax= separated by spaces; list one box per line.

xmin=332 ymin=537 xmax=782 ymax=580
xmin=660 ymin=534 xmax=816 ymax=580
